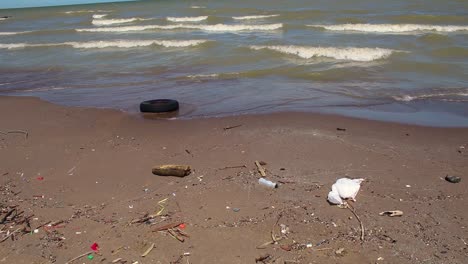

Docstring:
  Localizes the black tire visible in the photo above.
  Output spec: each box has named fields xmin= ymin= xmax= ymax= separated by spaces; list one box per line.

xmin=140 ymin=99 xmax=179 ymax=113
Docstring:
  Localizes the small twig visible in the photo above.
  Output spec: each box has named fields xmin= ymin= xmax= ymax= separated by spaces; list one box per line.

xmin=0 ymin=227 xmax=22 ymax=242
xmin=223 ymin=124 xmax=242 ymax=131
xmin=153 ymin=222 xmax=183 ymax=232
xmin=141 ymin=243 xmax=155 ymax=257
xmin=346 ymin=202 xmax=364 ymax=241
xmin=255 ymin=161 xmax=266 ymax=177
xmin=0 ymin=130 xmax=28 ymax=139
xmin=65 ymin=251 xmax=94 ymax=264
xmin=218 ymin=165 xmax=247 ymax=170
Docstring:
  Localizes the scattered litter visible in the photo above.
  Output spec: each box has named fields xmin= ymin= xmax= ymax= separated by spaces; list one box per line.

xmin=152 ymin=165 xmax=191 ymax=177
xmin=335 ymin=248 xmax=345 ymax=255
xmin=75 ymin=232 xmax=82 ymax=235
xmin=280 ymin=224 xmax=289 ymax=235
xmin=379 ymin=210 xmax=403 ymax=217
xmin=233 ymin=208 xmax=240 ymax=212
xmin=179 ymin=223 xmax=186 ymax=229
xmin=87 ymin=254 xmax=94 ymax=260
xmin=306 ymin=243 xmax=313 ymax=248
xmin=128 ymin=205 xmax=134 ymax=209
xmin=327 ymin=178 xmax=364 ymax=205
xmin=258 ymin=178 xmax=278 ymax=189
xmin=36 ymin=176 xmax=44 ymax=181
xmin=445 ymin=175 xmax=461 ymax=183
xmin=112 ymin=258 xmax=123 ymax=263
xmin=33 ymin=229 xmax=39 ymax=234
xmin=90 ymin=242 xmax=99 ymax=251
xmin=377 ymin=257 xmax=384 ymax=261
xmin=405 ymin=185 xmax=411 ymax=188
xmin=65 ymin=251 xmax=94 ymax=264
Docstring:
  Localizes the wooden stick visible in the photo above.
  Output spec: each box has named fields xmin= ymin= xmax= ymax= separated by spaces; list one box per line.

xmin=65 ymin=251 xmax=94 ymax=264
xmin=168 ymin=229 xmax=185 ymax=242
xmin=0 ymin=227 xmax=21 ymax=242
xmin=223 ymin=124 xmax=242 ymax=130
xmin=346 ymin=203 xmax=364 ymax=241
xmin=218 ymin=165 xmax=247 ymax=170
xmin=153 ymin=222 xmax=183 ymax=232
xmin=255 ymin=161 xmax=266 ymax=177
xmin=141 ymin=243 xmax=155 ymax=257
xmin=0 ymin=130 xmax=28 ymax=138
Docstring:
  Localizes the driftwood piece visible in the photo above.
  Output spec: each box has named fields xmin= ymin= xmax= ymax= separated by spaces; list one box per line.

xmin=255 ymin=161 xmax=266 ymax=177
xmin=153 ymin=222 xmax=183 ymax=232
xmin=152 ymin=165 xmax=191 ymax=177
xmin=379 ymin=210 xmax=403 ymax=217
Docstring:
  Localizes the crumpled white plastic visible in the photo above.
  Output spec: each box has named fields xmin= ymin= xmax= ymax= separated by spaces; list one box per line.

xmin=327 ymin=178 xmax=364 ymax=205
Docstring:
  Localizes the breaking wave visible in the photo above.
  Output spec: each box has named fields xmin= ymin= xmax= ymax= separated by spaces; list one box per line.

xmin=232 ymin=14 xmax=279 ymax=20
xmin=92 ymin=18 xmax=149 ymax=26
xmin=0 ymin=40 xmax=209 ymax=49
xmin=77 ymin=23 xmax=283 ymax=32
xmin=249 ymin=45 xmax=398 ymax=62
xmin=309 ymin=24 xmax=468 ymax=33
xmin=0 ymin=31 xmax=31 ymax=36
xmin=92 ymin=14 xmax=108 ymax=19
xmin=393 ymin=92 xmax=468 ymax=102
xmin=167 ymin=16 xmax=208 ymax=22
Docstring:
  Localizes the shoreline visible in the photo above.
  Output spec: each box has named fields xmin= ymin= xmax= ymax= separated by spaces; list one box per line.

xmin=1 ymin=95 xmax=467 ymax=263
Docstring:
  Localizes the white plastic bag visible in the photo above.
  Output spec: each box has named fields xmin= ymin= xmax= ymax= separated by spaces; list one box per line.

xmin=327 ymin=178 xmax=364 ymax=205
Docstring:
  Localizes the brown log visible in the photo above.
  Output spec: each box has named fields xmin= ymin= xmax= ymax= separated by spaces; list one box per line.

xmin=152 ymin=165 xmax=191 ymax=177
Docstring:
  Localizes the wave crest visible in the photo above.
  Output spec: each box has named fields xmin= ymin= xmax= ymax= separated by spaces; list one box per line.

xmin=250 ymin=45 xmax=398 ymax=61
xmin=232 ymin=14 xmax=279 ymax=20
xmin=309 ymin=24 xmax=468 ymax=33
xmin=92 ymin=18 xmax=149 ymax=26
xmin=0 ymin=40 xmax=209 ymax=49
xmin=77 ymin=23 xmax=283 ymax=32
xmin=167 ymin=16 xmax=208 ymax=22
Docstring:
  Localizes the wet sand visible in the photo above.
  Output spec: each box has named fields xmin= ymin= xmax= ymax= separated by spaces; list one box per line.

xmin=1 ymin=96 xmax=467 ymax=263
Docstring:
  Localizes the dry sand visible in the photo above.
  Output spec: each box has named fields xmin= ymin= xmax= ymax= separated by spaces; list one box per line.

xmin=1 ymin=96 xmax=467 ymax=263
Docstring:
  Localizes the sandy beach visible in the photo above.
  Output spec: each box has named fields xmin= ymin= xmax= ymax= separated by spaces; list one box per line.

xmin=1 ymin=96 xmax=467 ymax=263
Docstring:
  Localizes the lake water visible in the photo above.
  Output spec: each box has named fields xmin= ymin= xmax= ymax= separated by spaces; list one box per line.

xmin=1 ymin=0 xmax=467 ymax=126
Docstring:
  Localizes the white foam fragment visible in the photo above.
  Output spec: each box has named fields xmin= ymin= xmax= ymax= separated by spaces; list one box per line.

xmin=250 ymin=45 xmax=397 ymax=62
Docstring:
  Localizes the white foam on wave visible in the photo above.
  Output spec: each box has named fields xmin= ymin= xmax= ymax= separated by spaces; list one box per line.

xmin=0 ymin=40 xmax=209 ymax=49
xmin=393 ymin=92 xmax=468 ymax=102
xmin=250 ymin=45 xmax=398 ymax=62
xmin=92 ymin=14 xmax=107 ymax=19
xmin=167 ymin=16 xmax=208 ymax=22
xmin=190 ymin=6 xmax=205 ymax=9
xmin=309 ymin=23 xmax=468 ymax=33
xmin=92 ymin=18 xmax=146 ymax=26
xmin=77 ymin=23 xmax=283 ymax=32
xmin=232 ymin=14 xmax=279 ymax=20
xmin=0 ymin=31 xmax=32 ymax=36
